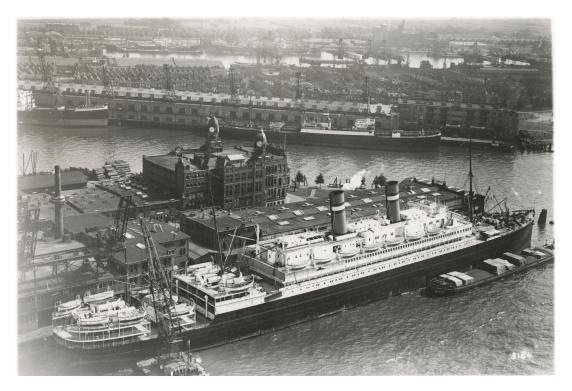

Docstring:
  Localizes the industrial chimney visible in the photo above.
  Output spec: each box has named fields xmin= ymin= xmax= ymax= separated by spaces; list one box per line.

xmin=52 ymin=165 xmax=65 ymax=239
xmin=329 ymin=190 xmax=347 ymax=236
xmin=385 ymin=180 xmax=401 ymax=224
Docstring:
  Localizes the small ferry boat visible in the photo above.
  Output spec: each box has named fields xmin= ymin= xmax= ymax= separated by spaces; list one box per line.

xmin=428 ymin=246 xmax=554 ymax=296
xmin=52 ymin=302 xmax=152 ymax=350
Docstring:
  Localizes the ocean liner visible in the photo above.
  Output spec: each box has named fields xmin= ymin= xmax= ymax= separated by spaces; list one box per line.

xmin=53 ymin=168 xmax=534 ymax=353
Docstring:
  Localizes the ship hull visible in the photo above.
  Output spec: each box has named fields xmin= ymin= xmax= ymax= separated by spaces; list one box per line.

xmin=17 ymin=109 xmax=108 ymax=127
xmin=219 ymin=125 xmax=441 ymax=152
xmin=51 ymin=220 xmax=532 ymax=355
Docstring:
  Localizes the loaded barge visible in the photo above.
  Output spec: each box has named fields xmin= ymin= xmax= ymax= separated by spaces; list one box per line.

xmin=428 ymin=246 xmax=554 ymax=296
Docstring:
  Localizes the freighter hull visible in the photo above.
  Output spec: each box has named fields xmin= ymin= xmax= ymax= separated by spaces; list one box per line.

xmin=219 ymin=125 xmax=441 ymax=152
xmin=51 ymin=220 xmax=532 ymax=356
xmin=17 ymin=108 xmax=108 ymax=127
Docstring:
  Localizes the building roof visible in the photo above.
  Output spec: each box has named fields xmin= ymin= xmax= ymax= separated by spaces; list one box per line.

xmin=18 ymin=171 xmax=87 ymax=192
xmin=64 ymin=213 xmax=114 ymax=235
xmin=183 ymin=177 xmax=466 ymax=239
xmin=112 ymin=220 xmax=190 ymax=266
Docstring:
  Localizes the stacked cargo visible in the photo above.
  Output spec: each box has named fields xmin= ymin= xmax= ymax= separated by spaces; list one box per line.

xmin=447 ymin=271 xmax=475 ymax=285
xmin=439 ymin=274 xmax=463 ymax=287
xmin=480 ymin=259 xmax=507 ymax=275
xmin=94 ymin=168 xmax=106 ymax=181
xmin=502 ymin=252 xmax=526 ymax=267
xmin=522 ymin=248 xmax=545 ymax=260
xmin=111 ymin=160 xmax=132 ymax=177
xmin=491 ymin=258 xmax=516 ymax=271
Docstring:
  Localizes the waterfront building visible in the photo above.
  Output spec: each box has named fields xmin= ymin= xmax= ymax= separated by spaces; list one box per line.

xmin=23 ymin=82 xmax=520 ymax=141
xmin=108 ymin=219 xmax=190 ymax=284
xmin=142 ymin=116 xmax=290 ymax=210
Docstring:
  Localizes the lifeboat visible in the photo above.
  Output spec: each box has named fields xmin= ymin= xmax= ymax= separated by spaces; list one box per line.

xmin=362 ymin=243 xmax=382 ymax=252
xmin=287 ymin=259 xmax=312 ymax=270
xmin=223 ymin=275 xmax=255 ymax=293
xmin=52 ymin=295 xmax=82 ymax=321
xmin=164 ymin=303 xmax=196 ymax=332
xmin=83 ymin=289 xmax=114 ymax=305
xmin=74 ymin=311 xmax=110 ymax=328
xmin=313 ymin=256 xmax=335 ymax=265
xmin=405 ymin=232 xmax=425 ymax=241
xmin=91 ymin=298 xmax=127 ymax=314
xmin=386 ymin=236 xmax=405 ymax=246
xmin=339 ymin=248 xmax=360 ymax=257
xmin=113 ymin=307 xmax=146 ymax=325
xmin=427 ymin=227 xmax=442 ymax=236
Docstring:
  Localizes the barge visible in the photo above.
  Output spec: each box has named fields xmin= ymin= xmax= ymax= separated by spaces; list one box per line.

xmin=427 ymin=246 xmax=554 ymax=296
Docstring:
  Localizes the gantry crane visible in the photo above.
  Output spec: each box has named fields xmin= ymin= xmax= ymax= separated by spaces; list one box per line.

xmin=139 ymin=217 xmax=175 ymax=340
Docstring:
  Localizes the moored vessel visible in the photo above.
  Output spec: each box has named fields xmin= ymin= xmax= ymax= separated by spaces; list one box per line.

xmin=17 ymin=90 xmax=108 ymax=127
xmin=220 ymin=106 xmax=440 ymax=152
xmin=51 ymin=143 xmax=535 ymax=353
xmin=428 ymin=246 xmax=554 ymax=296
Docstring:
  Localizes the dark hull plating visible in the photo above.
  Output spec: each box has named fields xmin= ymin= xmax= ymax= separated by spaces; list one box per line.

xmin=219 ymin=126 xmax=441 ymax=152
xmin=106 ymin=118 xmax=440 ymax=152
xmin=51 ymin=221 xmax=532 ymax=356
xmin=18 ymin=108 xmax=108 ymax=127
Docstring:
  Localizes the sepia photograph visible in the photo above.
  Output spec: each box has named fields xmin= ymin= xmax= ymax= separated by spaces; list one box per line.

xmin=9 ymin=0 xmax=567 ymax=380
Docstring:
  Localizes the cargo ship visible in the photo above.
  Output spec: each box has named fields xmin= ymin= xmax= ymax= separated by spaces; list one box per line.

xmin=17 ymin=90 xmax=108 ymax=127
xmin=52 ymin=176 xmax=534 ymax=354
xmin=428 ymin=246 xmax=554 ymax=296
xmin=220 ymin=106 xmax=440 ymax=152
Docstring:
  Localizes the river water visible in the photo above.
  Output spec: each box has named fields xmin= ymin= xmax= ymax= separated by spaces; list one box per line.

xmin=17 ymin=125 xmax=554 ymax=375
xmin=105 ymin=49 xmax=464 ymax=69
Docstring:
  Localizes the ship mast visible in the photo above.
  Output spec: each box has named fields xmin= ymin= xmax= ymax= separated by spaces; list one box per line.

xmin=468 ymin=138 xmax=474 ymax=221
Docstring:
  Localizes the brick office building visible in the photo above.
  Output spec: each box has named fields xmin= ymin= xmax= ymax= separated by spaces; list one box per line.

xmin=142 ymin=116 xmax=290 ymax=210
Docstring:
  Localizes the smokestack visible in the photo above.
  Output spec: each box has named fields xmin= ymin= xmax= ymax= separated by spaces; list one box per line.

xmin=53 ymin=165 xmax=65 ymax=240
xmin=329 ymin=190 xmax=347 ymax=236
xmin=385 ymin=181 xmax=401 ymax=223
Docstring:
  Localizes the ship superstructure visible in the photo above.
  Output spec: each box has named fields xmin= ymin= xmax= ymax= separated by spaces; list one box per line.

xmin=173 ymin=181 xmax=533 ymax=327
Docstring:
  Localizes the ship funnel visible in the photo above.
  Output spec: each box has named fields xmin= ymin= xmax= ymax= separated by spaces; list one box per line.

xmin=329 ymin=190 xmax=347 ymax=236
xmin=53 ymin=165 xmax=65 ymax=239
xmin=385 ymin=180 xmax=401 ymax=223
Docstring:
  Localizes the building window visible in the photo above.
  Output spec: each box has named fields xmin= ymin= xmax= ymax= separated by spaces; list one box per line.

xmin=154 ymin=106 xmax=160 ymax=113
xmin=191 ymin=108 xmax=198 ymax=115
xmin=141 ymin=105 xmax=148 ymax=112
xmin=128 ymin=104 xmax=135 ymax=111
xmin=178 ymin=107 xmax=185 ymax=114
xmin=166 ymin=107 xmax=173 ymax=114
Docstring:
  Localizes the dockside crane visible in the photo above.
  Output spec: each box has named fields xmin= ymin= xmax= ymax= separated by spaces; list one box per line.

xmin=18 ymin=205 xmax=40 ymax=282
xmin=140 ymin=217 xmax=176 ymax=341
xmin=99 ymin=195 xmax=133 ymax=276
xmin=101 ymin=60 xmax=117 ymax=97
xmin=163 ymin=64 xmax=176 ymax=100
